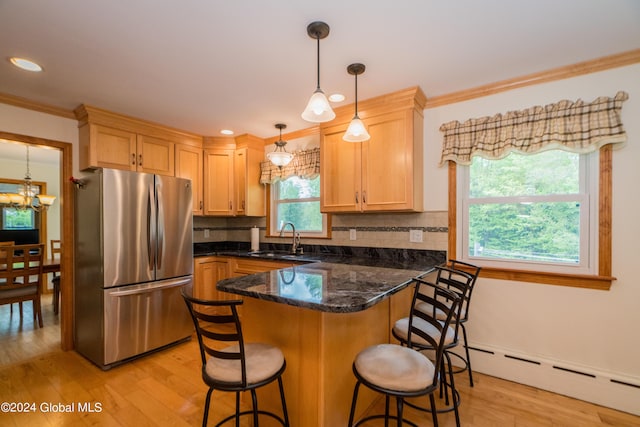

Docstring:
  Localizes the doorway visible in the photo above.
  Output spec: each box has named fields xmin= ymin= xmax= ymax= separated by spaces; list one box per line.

xmin=0 ymin=131 xmax=73 ymax=351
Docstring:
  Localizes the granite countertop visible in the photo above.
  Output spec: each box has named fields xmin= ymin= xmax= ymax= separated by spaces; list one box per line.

xmin=217 ymin=262 xmax=429 ymax=313
xmin=194 ymin=242 xmax=446 ymax=271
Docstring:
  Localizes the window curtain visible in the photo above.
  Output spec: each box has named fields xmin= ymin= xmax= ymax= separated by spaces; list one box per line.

xmin=439 ymin=91 xmax=628 ymax=165
xmin=259 ymin=147 xmax=320 ymax=184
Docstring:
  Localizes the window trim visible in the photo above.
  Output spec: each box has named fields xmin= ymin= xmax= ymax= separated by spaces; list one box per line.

xmin=448 ymin=145 xmax=615 ymax=290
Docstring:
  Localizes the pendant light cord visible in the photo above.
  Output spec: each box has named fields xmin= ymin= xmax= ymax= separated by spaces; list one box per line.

xmin=354 ymin=72 xmax=359 ymax=116
xmin=316 ymin=37 xmax=321 ymax=91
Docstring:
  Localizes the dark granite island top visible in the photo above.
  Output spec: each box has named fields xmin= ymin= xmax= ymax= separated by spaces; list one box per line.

xmin=217 ymin=262 xmax=429 ymax=313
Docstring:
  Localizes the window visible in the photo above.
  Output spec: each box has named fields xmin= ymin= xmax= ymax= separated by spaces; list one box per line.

xmin=458 ymin=150 xmax=597 ymax=275
xmin=269 ymin=175 xmax=329 ymax=237
xmin=2 ymin=207 xmax=36 ymax=229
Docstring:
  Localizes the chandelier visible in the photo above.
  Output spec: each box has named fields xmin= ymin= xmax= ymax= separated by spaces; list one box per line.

xmin=0 ymin=145 xmax=56 ymax=211
xmin=267 ymin=123 xmax=294 ymax=167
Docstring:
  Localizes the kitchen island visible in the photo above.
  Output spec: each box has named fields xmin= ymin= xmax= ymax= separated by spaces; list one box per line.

xmin=217 ymin=261 xmax=431 ymax=427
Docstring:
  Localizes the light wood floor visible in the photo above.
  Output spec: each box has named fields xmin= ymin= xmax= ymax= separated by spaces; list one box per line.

xmin=1 ymin=295 xmax=639 ymax=426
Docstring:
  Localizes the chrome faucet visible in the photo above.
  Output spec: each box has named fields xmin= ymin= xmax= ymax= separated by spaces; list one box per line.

xmin=279 ymin=221 xmax=301 ymax=254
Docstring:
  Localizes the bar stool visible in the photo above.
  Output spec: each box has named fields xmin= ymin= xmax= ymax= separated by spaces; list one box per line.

xmin=182 ymin=289 xmax=290 ymax=427
xmin=348 ymin=279 xmax=461 ymax=427
xmin=392 ymin=268 xmax=474 ymax=425
xmin=435 ymin=260 xmax=481 ymax=387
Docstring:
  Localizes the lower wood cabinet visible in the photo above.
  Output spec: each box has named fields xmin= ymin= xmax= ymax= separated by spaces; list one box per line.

xmin=229 ymin=258 xmax=298 ymax=277
xmin=193 ymin=256 xmax=300 ymax=299
xmin=193 ymin=256 xmax=231 ymax=300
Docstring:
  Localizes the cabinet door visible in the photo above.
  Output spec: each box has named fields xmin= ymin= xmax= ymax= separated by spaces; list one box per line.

xmin=234 ymin=148 xmax=247 ymax=216
xmin=234 ymin=147 xmax=266 ymax=217
xmin=203 ymin=149 xmax=234 ymax=216
xmin=137 ymin=135 xmax=175 ymax=176
xmin=194 ymin=257 xmax=230 ymax=300
xmin=88 ymin=124 xmax=137 ymax=171
xmin=176 ymin=144 xmax=204 ymax=215
xmin=361 ymin=110 xmax=417 ymax=211
xmin=320 ymin=122 xmax=362 ymax=213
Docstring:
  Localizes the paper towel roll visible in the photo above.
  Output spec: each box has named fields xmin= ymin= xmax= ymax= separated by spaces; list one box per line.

xmin=251 ymin=226 xmax=260 ymax=251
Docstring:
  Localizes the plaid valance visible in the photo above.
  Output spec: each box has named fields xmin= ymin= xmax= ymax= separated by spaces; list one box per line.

xmin=439 ymin=91 xmax=628 ymax=165
xmin=259 ymin=147 xmax=320 ymax=184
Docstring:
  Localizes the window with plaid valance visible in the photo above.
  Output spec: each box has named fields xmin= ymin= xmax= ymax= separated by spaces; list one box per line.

xmin=259 ymin=147 xmax=320 ymax=184
xmin=439 ymin=91 xmax=628 ymax=165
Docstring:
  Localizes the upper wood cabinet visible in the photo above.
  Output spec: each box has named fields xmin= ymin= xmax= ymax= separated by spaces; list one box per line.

xmin=74 ymin=104 xmax=201 ymax=177
xmin=234 ymin=135 xmax=266 ymax=217
xmin=320 ymin=87 xmax=426 ymax=213
xmin=203 ymin=145 xmax=235 ymax=216
xmin=176 ymin=143 xmax=204 ymax=215
xmin=203 ymin=136 xmax=265 ymax=217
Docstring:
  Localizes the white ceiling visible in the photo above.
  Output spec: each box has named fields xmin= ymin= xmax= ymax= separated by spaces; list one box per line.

xmin=1 ymin=0 xmax=639 ymax=139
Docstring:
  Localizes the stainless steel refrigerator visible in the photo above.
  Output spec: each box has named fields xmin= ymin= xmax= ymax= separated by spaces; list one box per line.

xmin=74 ymin=168 xmax=193 ymax=369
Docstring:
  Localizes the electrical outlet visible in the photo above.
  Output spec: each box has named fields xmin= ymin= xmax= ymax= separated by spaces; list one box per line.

xmin=409 ymin=229 xmax=423 ymax=243
xmin=204 ymin=229 xmax=210 ymax=238
xmin=349 ymin=229 xmax=357 ymax=240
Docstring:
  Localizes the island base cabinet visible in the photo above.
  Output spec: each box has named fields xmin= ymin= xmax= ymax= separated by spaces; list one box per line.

xmin=241 ymin=296 xmax=393 ymax=426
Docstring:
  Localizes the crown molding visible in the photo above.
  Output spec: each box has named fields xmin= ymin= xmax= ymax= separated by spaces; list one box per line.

xmin=425 ymin=48 xmax=640 ymax=108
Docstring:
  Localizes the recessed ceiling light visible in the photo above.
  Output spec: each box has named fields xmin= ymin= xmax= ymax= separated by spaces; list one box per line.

xmin=9 ymin=57 xmax=43 ymax=72
xmin=220 ymin=129 xmax=234 ymax=135
xmin=328 ymin=93 xmax=345 ymax=102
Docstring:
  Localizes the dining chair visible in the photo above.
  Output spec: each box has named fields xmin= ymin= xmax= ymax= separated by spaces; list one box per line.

xmin=181 ymin=288 xmax=290 ymax=427
xmin=348 ymin=279 xmax=462 ymax=427
xmin=0 ymin=243 xmax=45 ymax=327
xmin=0 ymin=241 xmax=18 ymax=314
xmin=50 ymin=239 xmax=61 ymax=314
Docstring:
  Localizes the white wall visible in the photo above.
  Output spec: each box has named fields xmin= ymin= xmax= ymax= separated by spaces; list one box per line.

xmin=424 ymin=63 xmax=640 ymax=415
xmin=0 ymin=104 xmax=79 ymax=172
xmin=0 ymin=104 xmax=78 ymax=254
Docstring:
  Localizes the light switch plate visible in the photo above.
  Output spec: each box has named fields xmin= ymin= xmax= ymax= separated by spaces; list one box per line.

xmin=409 ymin=229 xmax=423 ymax=243
xmin=349 ymin=229 xmax=357 ymax=240
xmin=204 ymin=229 xmax=210 ymax=238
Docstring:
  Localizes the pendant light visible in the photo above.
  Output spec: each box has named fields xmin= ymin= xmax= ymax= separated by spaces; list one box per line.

xmin=301 ymin=21 xmax=335 ymax=123
xmin=267 ymin=123 xmax=294 ymax=167
xmin=343 ymin=63 xmax=370 ymax=142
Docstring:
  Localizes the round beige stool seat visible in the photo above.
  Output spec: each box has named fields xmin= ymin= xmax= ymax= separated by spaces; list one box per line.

xmin=354 ymin=343 xmax=435 ymax=392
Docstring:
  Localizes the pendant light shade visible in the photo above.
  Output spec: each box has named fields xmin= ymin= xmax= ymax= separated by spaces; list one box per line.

xmin=301 ymin=21 xmax=335 ymax=123
xmin=267 ymin=123 xmax=294 ymax=167
xmin=343 ymin=63 xmax=370 ymax=142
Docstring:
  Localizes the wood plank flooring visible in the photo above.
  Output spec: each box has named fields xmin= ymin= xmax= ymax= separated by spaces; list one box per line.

xmin=1 ymin=295 xmax=639 ymax=426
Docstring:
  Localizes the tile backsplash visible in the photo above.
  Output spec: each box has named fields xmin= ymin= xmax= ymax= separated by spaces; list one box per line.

xmin=194 ymin=211 xmax=448 ymax=251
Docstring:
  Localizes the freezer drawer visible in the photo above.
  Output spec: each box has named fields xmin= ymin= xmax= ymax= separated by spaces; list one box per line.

xmin=103 ymin=276 xmax=193 ymax=365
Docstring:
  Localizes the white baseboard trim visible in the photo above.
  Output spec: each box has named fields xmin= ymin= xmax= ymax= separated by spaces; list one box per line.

xmin=448 ymin=343 xmax=640 ymax=416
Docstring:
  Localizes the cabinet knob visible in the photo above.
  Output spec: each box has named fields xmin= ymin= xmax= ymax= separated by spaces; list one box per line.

xmin=362 ymin=191 xmax=367 ymax=204
xmin=355 ymin=191 xmax=359 ymax=204
xmin=131 ymin=153 xmax=136 ymax=165
xmin=199 ymin=200 xmax=203 ymax=210
xmin=138 ymin=154 xmax=143 ymax=166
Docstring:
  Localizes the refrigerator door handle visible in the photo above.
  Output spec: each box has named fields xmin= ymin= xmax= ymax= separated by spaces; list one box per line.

xmin=156 ymin=179 xmax=164 ymax=270
xmin=108 ymin=277 xmax=192 ymax=297
xmin=147 ymin=182 xmax=157 ymax=270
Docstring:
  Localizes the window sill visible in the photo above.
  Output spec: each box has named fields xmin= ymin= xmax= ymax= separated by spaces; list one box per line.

xmin=478 ymin=266 xmax=615 ymax=290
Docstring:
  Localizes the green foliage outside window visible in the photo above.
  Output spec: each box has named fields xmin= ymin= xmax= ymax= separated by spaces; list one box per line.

xmin=3 ymin=207 xmax=35 ymax=229
xmin=275 ymin=176 xmax=324 ymax=233
xmin=468 ymin=151 xmax=582 ymax=264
